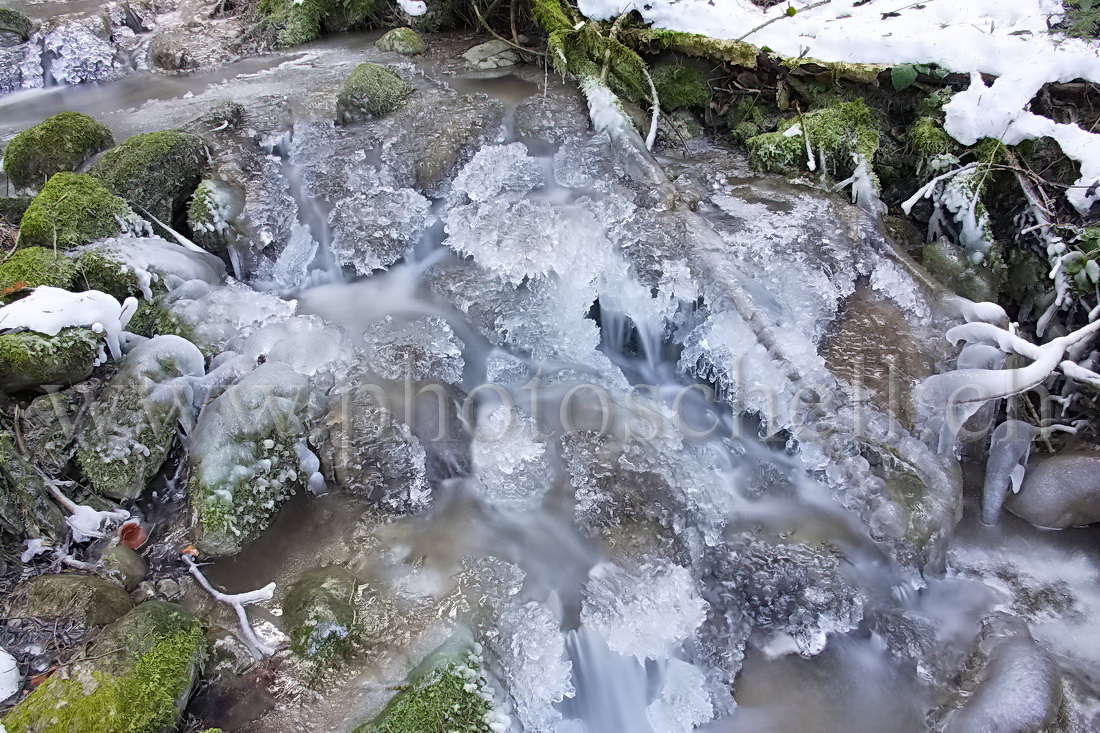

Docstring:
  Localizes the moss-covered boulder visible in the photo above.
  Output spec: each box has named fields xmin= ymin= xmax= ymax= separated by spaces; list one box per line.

xmin=77 ymin=336 xmax=205 ymax=501
xmin=0 ymin=430 xmax=66 ymax=542
xmin=2 ymin=113 xmax=114 ymax=192
xmin=0 ymin=247 xmax=78 ymax=302
xmin=336 ymin=63 xmax=413 ymax=124
xmin=376 ymin=26 xmax=425 ymax=55
xmin=89 ymin=131 xmax=208 ymax=223
xmin=2 ymin=602 xmax=205 ymax=733
xmin=16 ymin=573 xmax=134 ymax=626
xmin=0 ymin=8 xmax=33 ymax=45
xmin=652 ymin=62 xmax=710 ymax=111
xmin=283 ymin=567 xmax=358 ymax=662
xmin=0 ymin=327 xmax=102 ymax=392
xmin=17 ymin=172 xmax=133 ymax=250
xmin=256 ymin=0 xmax=376 ymax=47
xmin=189 ymin=362 xmax=311 ymax=556
xmin=747 ymin=99 xmax=880 ymax=176
xmin=353 ymin=640 xmax=496 ymax=733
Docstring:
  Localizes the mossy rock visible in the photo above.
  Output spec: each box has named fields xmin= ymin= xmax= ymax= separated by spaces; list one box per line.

xmin=0 ymin=7 xmax=33 ymax=43
xmin=2 ymin=112 xmax=115 ymax=192
xmin=376 ymin=26 xmax=425 ymax=55
xmin=283 ymin=567 xmax=359 ymax=662
xmin=922 ymin=238 xmax=1001 ymax=303
xmin=336 ymin=63 xmax=414 ymax=123
xmin=747 ymin=99 xmax=880 ymax=176
xmin=98 ymin=544 xmax=147 ymax=592
xmin=17 ymin=172 xmax=132 ymax=250
xmin=0 ymin=430 xmax=67 ymax=542
xmin=16 ymin=573 xmax=134 ymax=626
xmin=353 ymin=639 xmax=494 ymax=733
xmin=2 ymin=602 xmax=204 ymax=733
xmin=0 ymin=327 xmax=102 ymax=392
xmin=72 ymin=247 xmax=142 ymax=299
xmin=0 ymin=247 xmax=78 ymax=302
xmin=89 ymin=130 xmax=208 ymax=223
xmin=652 ymin=62 xmax=710 ymax=111
xmin=77 ymin=336 xmax=202 ymax=501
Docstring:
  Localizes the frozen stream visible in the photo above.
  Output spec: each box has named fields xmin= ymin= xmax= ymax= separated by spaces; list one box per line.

xmin=3 ymin=25 xmax=1100 ymax=733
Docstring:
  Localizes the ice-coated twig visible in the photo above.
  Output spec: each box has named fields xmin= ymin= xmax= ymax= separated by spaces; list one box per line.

xmin=40 ymin=475 xmax=130 ymax=542
xmin=183 ymin=554 xmax=276 ymax=658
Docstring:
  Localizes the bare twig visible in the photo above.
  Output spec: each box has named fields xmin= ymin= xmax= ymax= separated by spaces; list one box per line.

xmin=736 ymin=0 xmax=832 ymax=43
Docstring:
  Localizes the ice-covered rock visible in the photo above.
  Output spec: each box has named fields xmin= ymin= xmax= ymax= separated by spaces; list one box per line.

xmin=77 ymin=336 xmax=205 ymax=501
xmin=313 ymin=372 xmax=431 ymax=513
xmin=20 ymin=18 xmax=126 ymax=88
xmin=361 ymin=315 xmax=464 ymax=383
xmin=940 ymin=613 xmax=1062 ymax=733
xmin=646 ymin=659 xmax=714 ymax=733
xmin=77 ymin=236 xmax=227 ymax=299
xmin=472 ymin=405 xmax=551 ymax=510
xmin=189 ymin=361 xmax=313 ymax=555
xmin=450 ymin=143 xmax=543 ymax=204
xmin=581 ymin=561 xmax=707 ymax=661
xmin=159 ymin=280 xmax=296 ymax=356
xmin=328 ymin=184 xmax=432 ymax=275
xmin=487 ymin=600 xmax=574 ymax=732
xmin=981 ymin=420 xmax=1041 ymax=526
xmin=0 ymin=287 xmax=137 ymax=362
xmin=1006 ymin=450 xmax=1100 ymax=529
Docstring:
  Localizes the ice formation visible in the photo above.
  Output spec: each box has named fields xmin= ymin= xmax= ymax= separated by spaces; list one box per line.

xmin=472 ymin=405 xmax=550 ymax=510
xmin=361 ymin=315 xmax=464 ymax=383
xmin=0 ymin=647 xmax=20 ymax=702
xmin=581 ymin=561 xmax=707 ymax=661
xmin=81 ymin=237 xmax=227 ymax=298
xmin=981 ymin=420 xmax=1041 ymax=525
xmin=328 ymin=184 xmax=432 ymax=275
xmin=645 ymin=659 xmax=714 ymax=733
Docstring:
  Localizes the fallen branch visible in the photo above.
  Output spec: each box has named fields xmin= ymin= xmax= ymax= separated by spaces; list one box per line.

xmin=182 ymin=554 xmax=276 ymax=658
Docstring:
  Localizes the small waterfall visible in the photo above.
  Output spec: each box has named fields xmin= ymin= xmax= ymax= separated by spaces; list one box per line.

xmin=557 ymin=626 xmax=656 ymax=732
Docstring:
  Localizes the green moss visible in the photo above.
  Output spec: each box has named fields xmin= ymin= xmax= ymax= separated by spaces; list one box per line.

xmin=782 ymin=56 xmax=886 ymax=84
xmin=17 ymin=172 xmax=131 ymax=250
xmin=323 ymin=0 xmax=378 ymax=33
xmin=651 ymin=63 xmax=709 ymax=111
xmin=2 ymin=112 xmax=114 ymax=192
xmin=17 ymin=574 xmax=134 ymax=626
xmin=922 ymin=238 xmax=1001 ymax=302
xmin=376 ymin=26 xmax=426 ymax=54
xmin=73 ymin=248 xmax=141 ymax=299
xmin=0 ymin=328 xmax=101 ymax=392
xmin=2 ymin=604 xmax=204 ymax=733
xmin=354 ymin=652 xmax=493 ymax=733
xmin=0 ymin=7 xmax=32 ymax=41
xmin=746 ymin=99 xmax=880 ymax=175
xmin=336 ymin=63 xmax=414 ymax=123
xmin=89 ymin=130 xmax=208 ymax=223
xmin=0 ymin=247 xmax=78 ymax=301
xmin=257 ymin=0 xmax=326 ymax=46
xmin=908 ymin=117 xmax=956 ymax=158
xmin=0 ymin=430 xmax=67 ymax=541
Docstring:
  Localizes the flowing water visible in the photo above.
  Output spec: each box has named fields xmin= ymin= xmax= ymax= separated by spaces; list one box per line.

xmin=3 ymin=23 xmax=1100 ymax=733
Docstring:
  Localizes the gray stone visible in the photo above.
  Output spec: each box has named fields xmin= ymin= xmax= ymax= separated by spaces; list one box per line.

xmin=1007 ymin=450 xmax=1100 ymax=528
xmin=98 ymin=544 xmax=147 ymax=592
xmin=462 ymin=39 xmax=520 ymax=69
xmin=148 ymin=29 xmax=197 ymax=71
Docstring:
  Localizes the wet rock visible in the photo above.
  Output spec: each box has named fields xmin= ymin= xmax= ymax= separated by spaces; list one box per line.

xmin=1006 ymin=451 xmax=1100 ymax=528
xmin=17 ymin=172 xmax=134 ymax=249
xmin=0 ymin=328 xmax=102 ymax=393
xmin=0 ymin=431 xmax=67 ymax=542
xmin=313 ymin=374 xmax=431 ymax=513
xmin=99 ymin=544 xmax=147 ymax=591
xmin=89 ymin=130 xmax=209 ymax=223
xmin=148 ymin=29 xmax=198 ymax=71
xmin=940 ymin=613 xmax=1061 ymax=733
xmin=335 ymin=63 xmax=413 ymax=124
xmin=189 ymin=362 xmax=313 ymax=556
xmin=76 ymin=336 xmax=205 ymax=501
xmin=2 ymin=112 xmax=115 ymax=192
xmin=820 ymin=286 xmax=933 ymax=428
xmin=462 ymin=39 xmax=520 ymax=69
xmin=376 ymin=26 xmax=425 ymax=55
xmin=0 ymin=8 xmax=32 ymax=46
xmin=0 ymin=44 xmax=29 ymax=94
xmin=352 ymin=637 xmax=494 ymax=732
xmin=378 ymin=89 xmax=504 ymax=195
xmin=513 ymin=77 xmax=589 ymax=146
xmin=1 ymin=601 xmax=204 ymax=733
xmin=282 ymin=566 xmax=358 ymax=662
xmin=0 ymin=248 xmax=78 ymax=302
xmin=16 ymin=573 xmax=134 ymax=626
